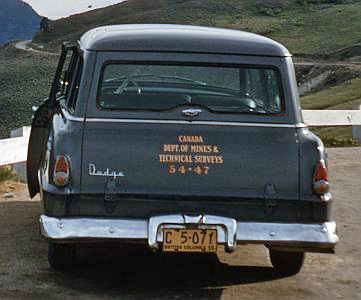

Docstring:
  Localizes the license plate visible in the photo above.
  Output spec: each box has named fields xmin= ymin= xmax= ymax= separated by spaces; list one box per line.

xmin=162 ymin=229 xmax=217 ymax=253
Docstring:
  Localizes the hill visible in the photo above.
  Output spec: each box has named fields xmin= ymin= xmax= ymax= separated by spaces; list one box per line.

xmin=32 ymin=0 xmax=361 ymax=55
xmin=0 ymin=0 xmax=41 ymax=45
xmin=0 ymin=45 xmax=57 ymax=139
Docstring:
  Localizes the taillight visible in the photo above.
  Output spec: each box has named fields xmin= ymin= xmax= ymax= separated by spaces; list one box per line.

xmin=313 ymin=161 xmax=329 ymax=195
xmin=53 ymin=155 xmax=69 ymax=187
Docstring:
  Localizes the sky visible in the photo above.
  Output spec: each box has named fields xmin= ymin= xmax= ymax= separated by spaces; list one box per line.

xmin=22 ymin=0 xmax=127 ymax=20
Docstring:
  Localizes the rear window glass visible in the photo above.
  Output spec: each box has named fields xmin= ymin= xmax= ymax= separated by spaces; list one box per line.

xmin=97 ymin=63 xmax=284 ymax=114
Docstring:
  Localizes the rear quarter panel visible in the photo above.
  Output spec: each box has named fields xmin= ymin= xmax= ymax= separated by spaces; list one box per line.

xmin=297 ymin=127 xmax=328 ymax=201
xmin=40 ymin=113 xmax=83 ymax=195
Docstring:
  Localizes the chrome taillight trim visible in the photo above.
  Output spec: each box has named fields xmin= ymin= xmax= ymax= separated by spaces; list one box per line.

xmin=53 ymin=155 xmax=70 ymax=187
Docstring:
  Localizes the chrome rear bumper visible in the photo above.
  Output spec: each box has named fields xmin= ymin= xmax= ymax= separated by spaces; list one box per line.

xmin=40 ymin=214 xmax=339 ymax=253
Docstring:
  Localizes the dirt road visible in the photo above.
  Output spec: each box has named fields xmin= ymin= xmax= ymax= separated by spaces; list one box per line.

xmin=293 ymin=61 xmax=361 ymax=67
xmin=0 ymin=147 xmax=360 ymax=300
xmin=14 ymin=40 xmax=59 ymax=56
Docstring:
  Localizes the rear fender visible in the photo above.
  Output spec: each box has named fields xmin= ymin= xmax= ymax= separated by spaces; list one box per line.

xmin=297 ymin=127 xmax=328 ymax=201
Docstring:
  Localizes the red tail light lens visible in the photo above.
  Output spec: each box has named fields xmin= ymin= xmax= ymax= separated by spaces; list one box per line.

xmin=313 ymin=161 xmax=329 ymax=195
xmin=314 ymin=161 xmax=328 ymax=182
xmin=53 ymin=155 xmax=69 ymax=187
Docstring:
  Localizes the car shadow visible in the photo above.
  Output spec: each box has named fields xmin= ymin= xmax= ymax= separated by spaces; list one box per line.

xmin=48 ymin=243 xmax=287 ymax=297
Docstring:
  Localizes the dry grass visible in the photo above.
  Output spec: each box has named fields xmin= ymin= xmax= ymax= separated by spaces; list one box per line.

xmin=0 ymin=166 xmax=19 ymax=183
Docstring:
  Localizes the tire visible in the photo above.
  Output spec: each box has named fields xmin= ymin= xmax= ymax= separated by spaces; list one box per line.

xmin=48 ymin=242 xmax=76 ymax=270
xmin=269 ymin=249 xmax=305 ymax=275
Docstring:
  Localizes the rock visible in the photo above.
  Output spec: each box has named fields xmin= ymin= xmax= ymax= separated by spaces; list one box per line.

xmin=4 ymin=192 xmax=15 ymax=198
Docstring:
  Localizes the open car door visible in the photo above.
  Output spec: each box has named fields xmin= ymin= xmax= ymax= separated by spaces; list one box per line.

xmin=27 ymin=42 xmax=78 ymax=198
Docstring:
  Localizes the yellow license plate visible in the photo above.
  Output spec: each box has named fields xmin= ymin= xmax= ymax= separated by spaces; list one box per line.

xmin=162 ymin=229 xmax=217 ymax=253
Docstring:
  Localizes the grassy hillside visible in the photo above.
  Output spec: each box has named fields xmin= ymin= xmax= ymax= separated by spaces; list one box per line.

xmin=0 ymin=45 xmax=57 ymax=138
xmin=300 ymin=68 xmax=361 ymax=146
xmin=301 ymin=75 xmax=361 ymax=110
xmin=33 ymin=0 xmax=361 ymax=55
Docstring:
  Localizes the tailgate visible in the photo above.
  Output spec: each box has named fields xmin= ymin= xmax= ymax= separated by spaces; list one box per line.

xmin=80 ymin=121 xmax=299 ymax=200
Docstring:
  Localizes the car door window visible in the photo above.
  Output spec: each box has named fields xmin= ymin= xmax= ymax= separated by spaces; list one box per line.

xmin=57 ymin=51 xmax=79 ymax=108
xmin=66 ymin=57 xmax=83 ymax=114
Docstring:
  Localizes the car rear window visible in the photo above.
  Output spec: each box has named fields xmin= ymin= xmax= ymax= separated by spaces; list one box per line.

xmin=97 ymin=63 xmax=284 ymax=114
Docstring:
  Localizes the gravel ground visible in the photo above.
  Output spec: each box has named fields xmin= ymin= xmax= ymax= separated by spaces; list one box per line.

xmin=0 ymin=147 xmax=360 ymax=300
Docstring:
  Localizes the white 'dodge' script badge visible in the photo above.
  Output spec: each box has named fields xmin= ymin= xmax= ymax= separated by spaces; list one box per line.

xmin=88 ymin=163 xmax=125 ymax=178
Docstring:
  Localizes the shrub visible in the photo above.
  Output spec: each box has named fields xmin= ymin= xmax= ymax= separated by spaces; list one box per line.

xmin=0 ymin=166 xmax=19 ymax=183
xmin=322 ymin=137 xmax=360 ymax=147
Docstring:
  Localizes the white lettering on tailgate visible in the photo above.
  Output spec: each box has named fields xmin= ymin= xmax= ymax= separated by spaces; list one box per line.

xmin=88 ymin=163 xmax=125 ymax=178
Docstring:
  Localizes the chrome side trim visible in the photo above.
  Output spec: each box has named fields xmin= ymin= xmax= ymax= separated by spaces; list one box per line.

xmin=84 ymin=118 xmax=307 ymax=128
xmin=296 ymin=122 xmax=308 ymax=128
xmin=60 ymin=109 xmax=308 ymax=128
xmin=61 ymin=109 xmax=85 ymax=122
xmin=40 ymin=215 xmax=338 ymax=252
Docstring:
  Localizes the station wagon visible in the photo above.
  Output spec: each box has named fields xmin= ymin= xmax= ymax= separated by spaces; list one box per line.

xmin=27 ymin=24 xmax=339 ymax=274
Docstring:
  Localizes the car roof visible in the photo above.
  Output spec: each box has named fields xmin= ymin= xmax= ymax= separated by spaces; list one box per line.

xmin=79 ymin=24 xmax=291 ymax=57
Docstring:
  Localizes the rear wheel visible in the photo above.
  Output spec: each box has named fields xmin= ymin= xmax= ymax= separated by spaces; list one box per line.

xmin=48 ymin=242 xmax=76 ymax=270
xmin=269 ymin=249 xmax=305 ymax=275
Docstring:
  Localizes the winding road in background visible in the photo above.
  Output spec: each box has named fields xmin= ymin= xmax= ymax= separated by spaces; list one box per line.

xmin=14 ymin=39 xmax=59 ymax=56
xmin=294 ymin=61 xmax=361 ymax=67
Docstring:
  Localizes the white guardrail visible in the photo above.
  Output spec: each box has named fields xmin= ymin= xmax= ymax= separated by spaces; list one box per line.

xmin=0 ymin=127 xmax=30 ymax=167
xmin=0 ymin=109 xmax=360 ymax=169
xmin=302 ymin=109 xmax=361 ymax=126
xmin=0 ymin=135 xmax=30 ymax=166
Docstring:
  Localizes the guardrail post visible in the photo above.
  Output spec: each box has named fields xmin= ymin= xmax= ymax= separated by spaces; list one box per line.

xmin=352 ymin=105 xmax=361 ymax=143
xmin=10 ymin=126 xmax=31 ymax=182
